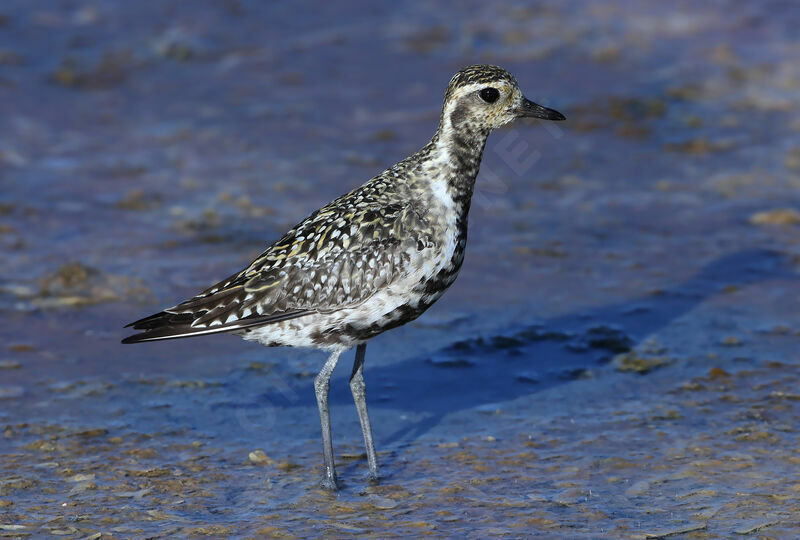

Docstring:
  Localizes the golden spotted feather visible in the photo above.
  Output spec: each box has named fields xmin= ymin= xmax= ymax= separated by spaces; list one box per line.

xmin=124 ymin=181 xmax=433 ymax=341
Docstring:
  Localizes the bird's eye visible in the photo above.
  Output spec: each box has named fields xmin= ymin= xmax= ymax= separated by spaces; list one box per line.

xmin=479 ymin=87 xmax=500 ymax=103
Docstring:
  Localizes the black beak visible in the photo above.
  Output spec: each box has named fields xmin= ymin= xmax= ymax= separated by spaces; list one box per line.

xmin=515 ymin=97 xmax=566 ymax=121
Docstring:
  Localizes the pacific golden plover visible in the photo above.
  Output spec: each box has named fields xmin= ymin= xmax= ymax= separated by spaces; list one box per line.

xmin=123 ymin=64 xmax=565 ymax=490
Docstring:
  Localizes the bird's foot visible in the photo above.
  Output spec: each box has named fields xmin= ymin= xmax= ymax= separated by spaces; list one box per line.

xmin=367 ymin=470 xmax=381 ymax=485
xmin=319 ymin=475 xmax=339 ymax=491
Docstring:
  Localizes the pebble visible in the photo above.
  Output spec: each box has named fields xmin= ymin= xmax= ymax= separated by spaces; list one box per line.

xmin=67 ymin=473 xmax=96 ymax=483
xmin=721 ymin=336 xmax=742 ymax=347
xmin=643 ymin=522 xmax=706 ymax=538
xmin=330 ymin=523 xmax=368 ymax=534
xmin=693 ymin=504 xmax=723 ymax=519
xmin=733 ymin=519 xmax=782 ymax=535
xmin=368 ymin=494 xmax=398 ymax=510
xmin=248 ymin=449 xmax=275 ymax=465
xmin=50 ymin=527 xmax=78 ymax=535
xmin=114 ymin=488 xmax=152 ymax=498
xmin=749 ymin=208 xmax=800 ymax=226
xmin=0 ymin=525 xmax=28 ymax=531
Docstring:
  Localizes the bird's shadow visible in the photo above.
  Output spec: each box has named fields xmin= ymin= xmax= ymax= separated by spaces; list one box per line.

xmin=237 ymin=248 xmax=795 ymax=447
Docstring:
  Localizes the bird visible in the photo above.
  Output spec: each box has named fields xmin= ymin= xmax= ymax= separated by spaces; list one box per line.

xmin=122 ymin=64 xmax=565 ymax=490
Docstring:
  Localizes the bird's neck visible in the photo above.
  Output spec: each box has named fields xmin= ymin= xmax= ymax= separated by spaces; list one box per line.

xmin=421 ymin=123 xmax=491 ymax=208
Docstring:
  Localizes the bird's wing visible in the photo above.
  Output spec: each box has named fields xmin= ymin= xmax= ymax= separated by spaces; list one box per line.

xmin=122 ymin=197 xmax=431 ymax=343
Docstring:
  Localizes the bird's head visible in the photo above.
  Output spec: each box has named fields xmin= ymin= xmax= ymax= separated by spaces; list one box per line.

xmin=441 ymin=64 xmax=565 ymax=135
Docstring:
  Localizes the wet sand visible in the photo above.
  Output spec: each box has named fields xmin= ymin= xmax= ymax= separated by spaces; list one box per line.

xmin=1 ymin=0 xmax=799 ymax=537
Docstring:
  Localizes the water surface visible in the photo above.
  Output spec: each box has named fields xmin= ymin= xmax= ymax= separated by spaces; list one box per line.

xmin=1 ymin=0 xmax=800 ymax=537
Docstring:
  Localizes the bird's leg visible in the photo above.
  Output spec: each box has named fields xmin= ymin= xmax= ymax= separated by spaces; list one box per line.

xmin=314 ymin=350 xmax=341 ymax=490
xmin=349 ymin=343 xmax=380 ymax=482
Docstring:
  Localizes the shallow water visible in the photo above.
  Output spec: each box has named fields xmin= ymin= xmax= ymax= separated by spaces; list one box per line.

xmin=1 ymin=0 xmax=800 ymax=537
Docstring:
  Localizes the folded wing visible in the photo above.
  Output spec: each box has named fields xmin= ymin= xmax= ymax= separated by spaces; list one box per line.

xmin=122 ymin=196 xmax=431 ymax=343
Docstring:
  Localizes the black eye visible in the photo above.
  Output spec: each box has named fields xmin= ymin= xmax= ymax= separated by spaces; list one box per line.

xmin=479 ymin=87 xmax=500 ymax=103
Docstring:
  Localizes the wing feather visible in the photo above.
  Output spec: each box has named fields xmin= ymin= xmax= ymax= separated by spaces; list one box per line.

xmin=123 ymin=184 xmax=431 ymax=344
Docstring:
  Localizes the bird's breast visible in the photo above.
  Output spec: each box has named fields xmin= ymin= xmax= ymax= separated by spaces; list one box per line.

xmin=413 ymin=185 xmax=469 ymax=301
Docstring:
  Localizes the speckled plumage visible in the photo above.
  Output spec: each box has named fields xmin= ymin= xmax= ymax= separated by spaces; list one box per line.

xmin=123 ymin=64 xmax=565 ymax=489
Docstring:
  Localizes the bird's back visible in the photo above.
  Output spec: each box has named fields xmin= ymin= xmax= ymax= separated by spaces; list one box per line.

xmin=123 ymin=156 xmax=449 ymax=346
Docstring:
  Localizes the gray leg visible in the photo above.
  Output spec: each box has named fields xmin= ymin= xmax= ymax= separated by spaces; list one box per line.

xmin=314 ymin=350 xmax=341 ymax=490
xmin=350 ymin=343 xmax=380 ymax=482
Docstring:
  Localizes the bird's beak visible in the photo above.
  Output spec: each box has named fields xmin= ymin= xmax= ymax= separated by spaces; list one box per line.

xmin=514 ymin=97 xmax=566 ymax=121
